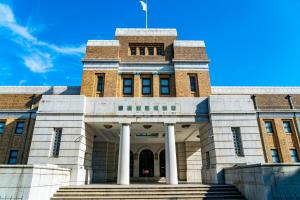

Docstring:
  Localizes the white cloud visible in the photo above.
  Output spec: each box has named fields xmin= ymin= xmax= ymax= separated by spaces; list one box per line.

xmin=18 ymin=79 xmax=27 ymax=86
xmin=0 ymin=3 xmax=85 ymax=73
xmin=23 ymin=52 xmax=53 ymax=73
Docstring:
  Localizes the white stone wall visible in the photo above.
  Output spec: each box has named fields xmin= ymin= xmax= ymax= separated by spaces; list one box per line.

xmin=27 ymin=95 xmax=92 ymax=185
xmin=185 ymin=141 xmax=202 ymax=183
xmin=225 ymin=164 xmax=300 ymax=200
xmin=0 ymin=165 xmax=70 ymax=200
xmin=206 ymin=95 xmax=265 ymax=184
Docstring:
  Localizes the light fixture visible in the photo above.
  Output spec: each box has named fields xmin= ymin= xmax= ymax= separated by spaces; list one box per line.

xmin=181 ymin=124 xmax=191 ymax=129
xmin=104 ymin=125 xmax=113 ymax=129
xmin=143 ymin=125 xmax=152 ymax=129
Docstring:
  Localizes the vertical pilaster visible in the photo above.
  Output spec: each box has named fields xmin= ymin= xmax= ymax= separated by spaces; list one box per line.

xmin=153 ymin=73 xmax=160 ymax=97
xmin=165 ymin=124 xmax=178 ymax=185
xmin=117 ymin=124 xmax=130 ymax=185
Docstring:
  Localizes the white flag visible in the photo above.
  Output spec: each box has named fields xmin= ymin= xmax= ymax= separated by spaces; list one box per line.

xmin=140 ymin=1 xmax=147 ymax=12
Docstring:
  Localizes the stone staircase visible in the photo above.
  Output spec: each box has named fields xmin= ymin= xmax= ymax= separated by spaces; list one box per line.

xmin=51 ymin=184 xmax=245 ymax=200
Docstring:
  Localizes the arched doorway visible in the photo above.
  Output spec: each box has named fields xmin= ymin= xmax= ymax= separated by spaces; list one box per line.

xmin=130 ymin=151 xmax=134 ymax=177
xmin=139 ymin=149 xmax=154 ymax=177
xmin=159 ymin=150 xmax=165 ymax=177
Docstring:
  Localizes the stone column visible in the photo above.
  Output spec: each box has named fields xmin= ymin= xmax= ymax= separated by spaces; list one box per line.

xmin=165 ymin=124 xmax=178 ymax=185
xmin=117 ymin=124 xmax=130 ymax=185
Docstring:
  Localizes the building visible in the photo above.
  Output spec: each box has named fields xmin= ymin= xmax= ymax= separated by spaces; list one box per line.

xmin=0 ymin=28 xmax=300 ymax=199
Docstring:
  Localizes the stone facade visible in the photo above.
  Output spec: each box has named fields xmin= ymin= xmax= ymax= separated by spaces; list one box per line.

xmin=0 ymin=28 xmax=299 ymax=199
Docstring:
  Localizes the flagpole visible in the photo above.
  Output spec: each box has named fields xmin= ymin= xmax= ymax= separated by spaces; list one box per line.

xmin=146 ymin=0 xmax=148 ymax=29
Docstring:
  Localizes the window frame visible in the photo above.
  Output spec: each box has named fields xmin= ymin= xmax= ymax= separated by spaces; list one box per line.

xmin=96 ymin=74 xmax=105 ymax=94
xmin=189 ymin=75 xmax=197 ymax=93
xmin=148 ymin=47 xmax=154 ymax=56
xmin=160 ymin=77 xmax=170 ymax=96
xmin=156 ymin=47 xmax=163 ymax=56
xmin=142 ymin=78 xmax=152 ymax=96
xmin=8 ymin=150 xmax=18 ymax=164
xmin=130 ymin=47 xmax=137 ymax=56
xmin=123 ymin=77 xmax=133 ymax=96
xmin=290 ymin=149 xmax=299 ymax=163
xmin=15 ymin=121 xmax=25 ymax=134
xmin=0 ymin=121 xmax=6 ymax=134
xmin=139 ymin=47 xmax=145 ymax=56
xmin=283 ymin=121 xmax=292 ymax=134
xmin=271 ymin=149 xmax=280 ymax=163
xmin=52 ymin=128 xmax=62 ymax=158
xmin=231 ymin=127 xmax=244 ymax=157
xmin=264 ymin=121 xmax=274 ymax=134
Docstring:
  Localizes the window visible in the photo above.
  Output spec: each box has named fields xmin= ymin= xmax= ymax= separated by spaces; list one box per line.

xmin=232 ymin=127 xmax=243 ymax=156
xmin=160 ymin=78 xmax=170 ymax=95
xmin=206 ymin=152 xmax=210 ymax=168
xmin=283 ymin=121 xmax=292 ymax=134
xmin=97 ymin=75 xmax=104 ymax=93
xmin=52 ymin=128 xmax=62 ymax=157
xmin=0 ymin=122 xmax=5 ymax=134
xmin=271 ymin=149 xmax=280 ymax=163
xmin=139 ymin=47 xmax=145 ymax=55
xmin=290 ymin=149 xmax=299 ymax=163
xmin=123 ymin=78 xmax=133 ymax=95
xmin=148 ymin=47 xmax=154 ymax=55
xmin=142 ymin=78 xmax=152 ymax=95
xmin=156 ymin=47 xmax=163 ymax=55
xmin=189 ymin=76 xmax=197 ymax=92
xmin=130 ymin=47 xmax=136 ymax=55
xmin=265 ymin=121 xmax=273 ymax=134
xmin=8 ymin=150 xmax=18 ymax=164
xmin=15 ymin=122 xmax=24 ymax=134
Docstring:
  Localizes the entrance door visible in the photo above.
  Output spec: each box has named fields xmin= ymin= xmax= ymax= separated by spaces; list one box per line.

xmin=159 ymin=150 xmax=165 ymax=177
xmin=139 ymin=149 xmax=154 ymax=177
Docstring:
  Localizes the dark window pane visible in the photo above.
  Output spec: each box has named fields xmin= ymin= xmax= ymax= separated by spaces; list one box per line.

xmin=8 ymin=150 xmax=18 ymax=164
xmin=148 ymin=47 xmax=154 ymax=55
xmin=140 ymin=47 xmax=145 ymax=55
xmin=283 ymin=121 xmax=292 ymax=133
xmin=142 ymin=87 xmax=151 ymax=95
xmin=15 ymin=122 xmax=24 ymax=134
xmin=130 ymin=47 xmax=136 ymax=55
xmin=123 ymin=78 xmax=133 ymax=95
xmin=189 ymin=76 xmax=196 ymax=92
xmin=160 ymin=78 xmax=170 ymax=95
xmin=157 ymin=47 xmax=163 ymax=55
xmin=0 ymin=122 xmax=5 ymax=134
xmin=97 ymin=76 xmax=104 ymax=92
xmin=142 ymin=78 xmax=151 ymax=95
xmin=265 ymin=121 xmax=273 ymax=133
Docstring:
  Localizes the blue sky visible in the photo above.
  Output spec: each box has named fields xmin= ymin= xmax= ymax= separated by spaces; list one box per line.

xmin=0 ymin=0 xmax=299 ymax=86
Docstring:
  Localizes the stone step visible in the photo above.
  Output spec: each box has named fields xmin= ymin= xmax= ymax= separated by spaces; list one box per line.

xmin=51 ymin=194 xmax=244 ymax=200
xmin=56 ymin=187 xmax=238 ymax=192
xmin=54 ymin=191 xmax=241 ymax=197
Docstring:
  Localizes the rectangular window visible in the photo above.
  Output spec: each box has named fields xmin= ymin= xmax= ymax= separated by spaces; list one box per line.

xmin=271 ymin=149 xmax=280 ymax=163
xmin=8 ymin=150 xmax=18 ymax=164
xmin=15 ymin=121 xmax=25 ymax=134
xmin=265 ymin=121 xmax=274 ymax=134
xmin=232 ymin=127 xmax=243 ymax=156
xmin=130 ymin=47 xmax=136 ymax=55
xmin=290 ymin=149 xmax=299 ymax=163
xmin=52 ymin=128 xmax=62 ymax=157
xmin=189 ymin=76 xmax=197 ymax=92
xmin=157 ymin=47 xmax=163 ymax=55
xmin=97 ymin=75 xmax=104 ymax=93
xmin=160 ymin=78 xmax=170 ymax=95
xmin=123 ymin=78 xmax=133 ymax=95
xmin=206 ymin=152 xmax=210 ymax=168
xmin=0 ymin=122 xmax=5 ymax=134
xmin=142 ymin=78 xmax=152 ymax=95
xmin=148 ymin=47 xmax=154 ymax=55
xmin=283 ymin=121 xmax=292 ymax=134
xmin=139 ymin=47 xmax=145 ymax=55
